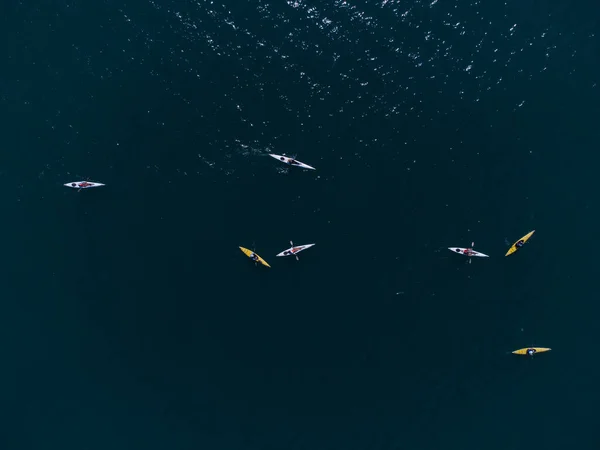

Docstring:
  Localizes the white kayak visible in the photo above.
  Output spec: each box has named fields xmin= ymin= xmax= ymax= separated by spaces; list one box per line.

xmin=276 ymin=241 xmax=316 ymax=258
xmin=448 ymin=247 xmax=489 ymax=258
xmin=269 ymin=154 xmax=316 ymax=170
xmin=64 ymin=181 xmax=105 ymax=189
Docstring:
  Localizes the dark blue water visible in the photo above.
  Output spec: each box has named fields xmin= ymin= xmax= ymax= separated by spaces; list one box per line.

xmin=2 ymin=0 xmax=600 ymax=448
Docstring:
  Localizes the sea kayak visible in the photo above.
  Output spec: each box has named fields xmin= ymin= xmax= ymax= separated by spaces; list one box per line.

xmin=276 ymin=242 xmax=316 ymax=257
xmin=505 ymin=230 xmax=535 ymax=256
xmin=269 ymin=154 xmax=316 ymax=170
xmin=512 ymin=347 xmax=551 ymax=355
xmin=448 ymin=247 xmax=489 ymax=258
xmin=64 ymin=181 xmax=105 ymax=189
xmin=239 ymin=246 xmax=271 ymax=268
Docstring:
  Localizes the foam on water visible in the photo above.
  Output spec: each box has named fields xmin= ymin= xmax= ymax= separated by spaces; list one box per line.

xmin=50 ymin=0 xmax=591 ymax=181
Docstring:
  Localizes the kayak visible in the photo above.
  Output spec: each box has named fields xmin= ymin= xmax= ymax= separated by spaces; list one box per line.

xmin=64 ymin=181 xmax=105 ymax=189
xmin=269 ymin=154 xmax=316 ymax=170
xmin=505 ymin=230 xmax=535 ymax=256
xmin=448 ymin=247 xmax=489 ymax=258
xmin=239 ymin=246 xmax=271 ymax=268
xmin=276 ymin=242 xmax=316 ymax=257
xmin=512 ymin=347 xmax=551 ymax=355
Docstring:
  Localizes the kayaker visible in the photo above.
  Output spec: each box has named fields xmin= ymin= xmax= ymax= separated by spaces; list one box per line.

xmin=515 ymin=239 xmax=525 ymax=248
xmin=250 ymin=252 xmax=259 ymax=262
xmin=288 ymin=158 xmax=299 ymax=165
xmin=462 ymin=244 xmax=474 ymax=256
xmin=526 ymin=348 xmax=536 ymax=356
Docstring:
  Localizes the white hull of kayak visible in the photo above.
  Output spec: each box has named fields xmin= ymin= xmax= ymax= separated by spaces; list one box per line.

xmin=448 ymin=247 xmax=489 ymax=258
xmin=269 ymin=154 xmax=316 ymax=170
xmin=64 ymin=181 xmax=105 ymax=189
xmin=277 ymin=243 xmax=316 ymax=257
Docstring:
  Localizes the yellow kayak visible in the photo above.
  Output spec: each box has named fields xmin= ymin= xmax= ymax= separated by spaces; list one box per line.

xmin=512 ymin=347 xmax=551 ymax=355
xmin=239 ymin=246 xmax=271 ymax=268
xmin=505 ymin=230 xmax=535 ymax=256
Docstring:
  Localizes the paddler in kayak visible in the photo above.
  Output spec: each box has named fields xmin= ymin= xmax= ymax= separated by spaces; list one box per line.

xmin=515 ymin=239 xmax=525 ymax=249
xmin=526 ymin=348 xmax=536 ymax=356
xmin=71 ymin=181 xmax=93 ymax=190
xmin=250 ymin=252 xmax=259 ymax=262
xmin=462 ymin=242 xmax=475 ymax=257
xmin=280 ymin=156 xmax=299 ymax=165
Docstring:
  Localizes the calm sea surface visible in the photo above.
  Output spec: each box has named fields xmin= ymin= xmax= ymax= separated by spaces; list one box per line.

xmin=1 ymin=0 xmax=600 ymax=449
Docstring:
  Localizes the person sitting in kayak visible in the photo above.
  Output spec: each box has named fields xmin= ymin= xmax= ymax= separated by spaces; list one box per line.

xmin=463 ymin=248 xmax=473 ymax=256
xmin=526 ymin=348 xmax=536 ymax=356
xmin=250 ymin=253 xmax=259 ymax=262
xmin=515 ymin=240 xmax=525 ymax=248
xmin=79 ymin=182 xmax=92 ymax=188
